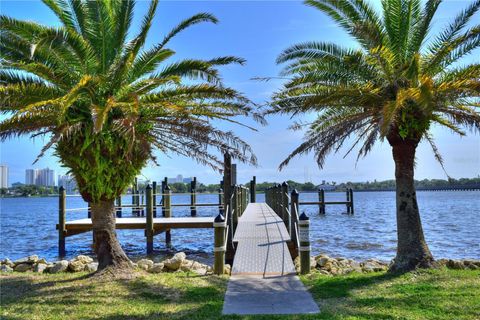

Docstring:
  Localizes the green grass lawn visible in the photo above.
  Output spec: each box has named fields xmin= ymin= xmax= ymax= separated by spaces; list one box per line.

xmin=0 ymin=268 xmax=478 ymax=319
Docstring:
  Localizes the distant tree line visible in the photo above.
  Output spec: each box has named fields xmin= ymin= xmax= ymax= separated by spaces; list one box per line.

xmin=1 ymin=184 xmax=58 ymax=197
xmin=337 ymin=177 xmax=480 ymax=191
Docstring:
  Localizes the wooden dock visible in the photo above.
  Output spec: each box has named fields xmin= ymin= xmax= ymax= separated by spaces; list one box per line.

xmin=222 ymin=203 xmax=319 ymax=315
xmin=57 ymin=217 xmax=214 ymax=236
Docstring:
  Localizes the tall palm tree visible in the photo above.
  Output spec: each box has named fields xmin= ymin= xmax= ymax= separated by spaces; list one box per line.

xmin=267 ymin=0 xmax=480 ymax=272
xmin=0 ymin=0 xmax=262 ymax=272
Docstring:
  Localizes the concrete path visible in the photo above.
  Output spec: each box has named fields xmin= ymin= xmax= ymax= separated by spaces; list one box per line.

xmin=222 ymin=203 xmax=319 ymax=315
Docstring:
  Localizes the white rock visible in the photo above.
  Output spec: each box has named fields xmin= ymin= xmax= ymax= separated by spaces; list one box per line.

xmin=224 ymin=264 xmax=231 ymax=275
xmin=137 ymin=259 xmax=154 ymax=270
xmin=13 ymin=256 xmax=30 ymax=265
xmin=149 ymin=263 xmax=165 ymax=273
xmin=50 ymin=260 xmax=69 ymax=273
xmin=34 ymin=263 xmax=48 ymax=273
xmin=1 ymin=258 xmax=13 ymax=267
xmin=37 ymin=258 xmax=48 ymax=265
xmin=75 ymin=255 xmax=93 ymax=264
xmin=84 ymin=262 xmax=98 ymax=273
xmin=69 ymin=260 xmax=85 ymax=272
xmin=164 ymin=252 xmax=187 ymax=271
xmin=180 ymin=260 xmax=209 ymax=275
xmin=0 ymin=265 xmax=13 ymax=273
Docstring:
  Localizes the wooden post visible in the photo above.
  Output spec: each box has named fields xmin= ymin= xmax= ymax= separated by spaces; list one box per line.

xmin=116 ymin=196 xmax=122 ymax=218
xmin=152 ymin=181 xmax=157 ymax=218
xmin=218 ymin=188 xmax=223 ymax=214
xmin=146 ymin=184 xmax=154 ymax=254
xmin=213 ymin=213 xmax=226 ymax=275
xmin=290 ymin=189 xmax=299 ymax=258
xmin=162 ymin=178 xmax=167 ymax=217
xmin=134 ymin=177 xmax=139 ymax=216
xmin=132 ymin=180 xmax=136 ymax=216
xmin=250 ymin=176 xmax=256 ymax=203
xmin=164 ymin=184 xmax=171 ymax=244
xmin=318 ymin=189 xmax=325 ymax=215
xmin=232 ymin=185 xmax=238 ymax=232
xmin=281 ymin=182 xmax=290 ymax=234
xmin=87 ymin=202 xmax=91 ymax=218
xmin=58 ymin=186 xmax=66 ymax=257
xmin=190 ymin=178 xmax=197 ymax=216
xmin=223 ymin=153 xmax=232 ymax=210
xmin=299 ymin=212 xmax=311 ymax=274
xmin=223 ymin=152 xmax=235 ymax=263
xmin=276 ymin=184 xmax=282 ymax=218
xmin=346 ymin=188 xmax=351 ymax=214
xmin=349 ymin=188 xmax=354 ymax=214
xmin=141 ymin=191 xmax=145 ymax=217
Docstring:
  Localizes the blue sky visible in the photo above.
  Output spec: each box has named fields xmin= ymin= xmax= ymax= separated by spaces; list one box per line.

xmin=0 ymin=0 xmax=479 ymax=185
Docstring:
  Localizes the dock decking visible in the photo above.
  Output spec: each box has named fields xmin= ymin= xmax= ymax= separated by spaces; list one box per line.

xmin=57 ymin=217 xmax=214 ymax=236
xmin=223 ymin=203 xmax=319 ymax=315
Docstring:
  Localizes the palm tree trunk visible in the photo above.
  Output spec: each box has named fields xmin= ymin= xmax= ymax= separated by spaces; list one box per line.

xmin=91 ymin=200 xmax=131 ymax=271
xmin=389 ymin=141 xmax=434 ymax=272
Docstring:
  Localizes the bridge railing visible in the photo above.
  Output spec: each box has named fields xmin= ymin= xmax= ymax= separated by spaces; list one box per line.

xmin=265 ymin=183 xmax=312 ymax=273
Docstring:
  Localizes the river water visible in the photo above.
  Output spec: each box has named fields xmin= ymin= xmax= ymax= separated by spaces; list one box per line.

xmin=0 ymin=191 xmax=478 ymax=263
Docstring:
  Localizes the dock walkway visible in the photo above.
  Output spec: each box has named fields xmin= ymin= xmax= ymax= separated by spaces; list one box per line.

xmin=58 ymin=217 xmax=214 ymax=236
xmin=222 ymin=203 xmax=319 ymax=315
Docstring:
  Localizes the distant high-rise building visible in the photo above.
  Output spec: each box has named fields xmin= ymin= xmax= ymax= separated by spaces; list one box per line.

xmin=38 ymin=168 xmax=55 ymax=186
xmin=182 ymin=177 xmax=193 ymax=184
xmin=58 ymin=174 xmax=77 ymax=194
xmin=25 ymin=168 xmax=55 ymax=187
xmin=25 ymin=169 xmax=37 ymax=185
xmin=0 ymin=165 xmax=8 ymax=188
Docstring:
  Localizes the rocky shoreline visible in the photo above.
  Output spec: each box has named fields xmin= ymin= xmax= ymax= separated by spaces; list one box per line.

xmin=1 ymin=253 xmax=478 ymax=276
xmin=0 ymin=252 xmax=228 ymax=275
xmin=299 ymin=255 xmax=480 ymax=275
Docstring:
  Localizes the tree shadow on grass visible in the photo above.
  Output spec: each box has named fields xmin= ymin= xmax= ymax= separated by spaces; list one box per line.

xmin=304 ymin=271 xmax=399 ymax=299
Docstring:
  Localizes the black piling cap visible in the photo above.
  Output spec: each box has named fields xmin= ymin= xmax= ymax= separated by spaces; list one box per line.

xmin=299 ymin=211 xmax=309 ymax=220
xmin=59 ymin=186 xmax=65 ymax=192
xmin=146 ymin=184 xmax=152 ymax=190
xmin=164 ymin=184 xmax=170 ymax=191
xmin=291 ymin=188 xmax=299 ymax=195
xmin=282 ymin=181 xmax=288 ymax=187
xmin=214 ymin=213 xmax=225 ymax=223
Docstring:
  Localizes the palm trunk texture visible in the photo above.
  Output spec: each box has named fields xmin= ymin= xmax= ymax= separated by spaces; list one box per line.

xmin=389 ymin=141 xmax=434 ymax=272
xmin=91 ymin=200 xmax=131 ymax=271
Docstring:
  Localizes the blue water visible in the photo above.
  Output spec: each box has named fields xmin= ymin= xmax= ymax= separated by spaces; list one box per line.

xmin=1 ymin=191 xmax=479 ymax=263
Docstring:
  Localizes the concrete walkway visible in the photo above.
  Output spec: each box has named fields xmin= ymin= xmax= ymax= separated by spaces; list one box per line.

xmin=222 ymin=203 xmax=319 ymax=315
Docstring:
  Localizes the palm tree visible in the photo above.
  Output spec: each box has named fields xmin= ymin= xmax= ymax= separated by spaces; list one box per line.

xmin=1 ymin=0 xmax=262 ymax=272
xmin=267 ymin=0 xmax=480 ymax=272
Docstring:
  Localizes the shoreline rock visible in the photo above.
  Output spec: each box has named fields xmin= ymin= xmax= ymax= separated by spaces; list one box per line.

xmin=2 ymin=253 xmax=477 ymax=276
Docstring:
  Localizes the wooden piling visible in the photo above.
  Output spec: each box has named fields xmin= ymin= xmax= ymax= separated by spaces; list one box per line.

xmin=164 ymin=184 xmax=171 ymax=244
xmin=116 ymin=196 xmax=122 ymax=218
xmin=58 ymin=186 xmax=66 ymax=256
xmin=213 ymin=213 xmax=226 ymax=275
xmin=223 ymin=152 xmax=235 ymax=264
xmin=232 ymin=185 xmax=238 ymax=232
xmin=218 ymin=188 xmax=223 ymax=214
xmin=318 ymin=189 xmax=325 ymax=215
xmin=152 ymin=181 xmax=157 ymax=218
xmin=290 ymin=189 xmax=300 ymax=258
xmin=250 ymin=176 xmax=256 ymax=203
xmin=162 ymin=178 xmax=167 ymax=217
xmin=346 ymin=188 xmax=351 ymax=214
xmin=87 ymin=202 xmax=91 ymax=218
xmin=146 ymin=184 xmax=154 ymax=254
xmin=299 ymin=212 xmax=310 ymax=274
xmin=349 ymin=188 xmax=354 ymax=214
xmin=190 ymin=178 xmax=197 ymax=216
xmin=281 ymin=182 xmax=290 ymax=234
